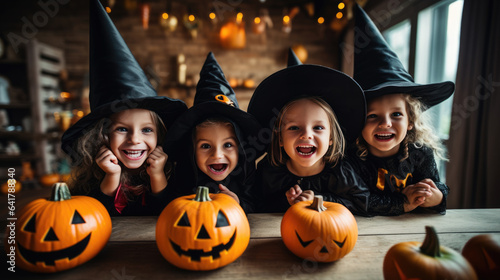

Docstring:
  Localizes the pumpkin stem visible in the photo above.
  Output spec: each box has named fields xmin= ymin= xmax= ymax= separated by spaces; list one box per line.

xmin=194 ymin=186 xmax=212 ymax=202
xmin=49 ymin=182 xmax=72 ymax=201
xmin=308 ymin=195 xmax=327 ymax=212
xmin=420 ymin=226 xmax=441 ymax=257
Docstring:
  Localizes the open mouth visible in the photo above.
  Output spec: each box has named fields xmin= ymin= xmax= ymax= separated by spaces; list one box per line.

xmin=18 ymin=233 xmax=91 ymax=266
xmin=170 ymin=231 xmax=236 ymax=261
xmin=375 ymin=133 xmax=395 ymax=141
xmin=296 ymin=145 xmax=316 ymax=156
xmin=123 ymin=150 xmax=146 ymax=160
xmin=209 ymin=164 xmax=228 ymax=174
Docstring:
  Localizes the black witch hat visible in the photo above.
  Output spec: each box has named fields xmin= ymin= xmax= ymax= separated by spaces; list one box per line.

xmin=165 ymin=52 xmax=262 ymax=161
xmin=287 ymin=47 xmax=302 ymax=66
xmin=353 ymin=4 xmax=454 ymax=108
xmin=61 ymin=0 xmax=187 ymax=154
xmin=248 ymin=53 xmax=366 ymax=148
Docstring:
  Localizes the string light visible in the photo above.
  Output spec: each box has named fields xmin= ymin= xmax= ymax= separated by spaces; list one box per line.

xmin=338 ymin=2 xmax=345 ymax=10
xmin=106 ymin=7 xmax=111 ymax=13
xmin=336 ymin=12 xmax=343 ymax=19
xmin=162 ymin=13 xmax=169 ymax=20
xmin=283 ymin=15 xmax=290 ymax=24
xmin=236 ymin=12 xmax=243 ymax=24
xmin=254 ymin=17 xmax=261 ymax=24
xmin=209 ymin=12 xmax=216 ymax=20
xmin=188 ymin=14 xmax=195 ymax=22
xmin=317 ymin=17 xmax=325 ymax=24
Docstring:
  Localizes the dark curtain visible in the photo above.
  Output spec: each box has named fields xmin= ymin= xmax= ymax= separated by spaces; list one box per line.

xmin=446 ymin=0 xmax=500 ymax=208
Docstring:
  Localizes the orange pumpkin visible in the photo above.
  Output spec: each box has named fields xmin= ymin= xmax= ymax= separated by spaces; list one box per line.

xmin=39 ymin=174 xmax=61 ymax=187
xmin=462 ymin=234 xmax=500 ymax=279
xmin=384 ymin=226 xmax=477 ymax=280
xmin=156 ymin=186 xmax=250 ymax=270
xmin=1 ymin=179 xmax=22 ymax=194
xmin=281 ymin=196 xmax=358 ymax=262
xmin=9 ymin=183 xmax=112 ymax=273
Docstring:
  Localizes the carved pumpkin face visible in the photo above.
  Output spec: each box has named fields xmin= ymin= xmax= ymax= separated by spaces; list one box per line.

xmin=10 ymin=183 xmax=112 ymax=273
xmin=156 ymin=186 xmax=250 ymax=270
xmin=281 ymin=196 xmax=358 ymax=262
xmin=384 ymin=226 xmax=477 ymax=280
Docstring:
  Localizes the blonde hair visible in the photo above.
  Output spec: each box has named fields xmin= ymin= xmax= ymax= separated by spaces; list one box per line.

xmin=68 ymin=110 xmax=170 ymax=200
xmin=356 ymin=94 xmax=447 ymax=161
xmin=270 ymin=96 xmax=345 ymax=167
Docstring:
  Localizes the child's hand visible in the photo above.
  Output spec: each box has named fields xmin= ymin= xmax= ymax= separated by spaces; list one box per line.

xmin=218 ymin=184 xmax=240 ymax=204
xmin=286 ymin=185 xmax=314 ymax=205
xmin=146 ymin=146 xmax=167 ymax=177
xmin=419 ymin=179 xmax=443 ymax=208
xmin=402 ymin=181 xmax=431 ymax=212
xmin=96 ymin=146 xmax=121 ymax=175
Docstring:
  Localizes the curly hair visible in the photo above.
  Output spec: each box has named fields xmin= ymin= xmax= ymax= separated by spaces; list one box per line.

xmin=67 ymin=110 xmax=170 ymax=201
xmin=270 ymin=96 xmax=345 ymax=167
xmin=356 ymin=94 xmax=447 ymax=161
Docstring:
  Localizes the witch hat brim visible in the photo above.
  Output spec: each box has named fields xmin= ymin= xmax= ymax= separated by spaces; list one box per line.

xmin=165 ymin=52 xmax=263 ymax=161
xmin=353 ymin=4 xmax=454 ymax=108
xmin=248 ymin=64 xmax=366 ymax=144
xmin=61 ymin=0 xmax=187 ymax=153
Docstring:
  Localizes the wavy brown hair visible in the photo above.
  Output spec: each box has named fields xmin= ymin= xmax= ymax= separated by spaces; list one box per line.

xmin=356 ymin=94 xmax=447 ymax=161
xmin=68 ymin=110 xmax=170 ymax=201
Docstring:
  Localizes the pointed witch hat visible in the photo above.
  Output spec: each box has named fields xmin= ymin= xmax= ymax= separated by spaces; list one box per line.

xmin=165 ymin=52 xmax=263 ymax=161
xmin=287 ymin=47 xmax=302 ymax=66
xmin=353 ymin=4 xmax=454 ymax=108
xmin=61 ymin=0 xmax=187 ymax=154
xmin=248 ymin=53 xmax=366 ymax=147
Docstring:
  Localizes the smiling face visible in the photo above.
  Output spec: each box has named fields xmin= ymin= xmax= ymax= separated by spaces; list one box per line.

xmin=280 ymin=99 xmax=332 ymax=176
xmin=362 ymin=94 xmax=413 ymax=158
xmin=109 ymin=109 xmax=158 ymax=169
xmin=194 ymin=121 xmax=239 ymax=182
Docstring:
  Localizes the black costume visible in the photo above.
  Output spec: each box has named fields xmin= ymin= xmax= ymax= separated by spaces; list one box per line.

xmin=347 ymin=145 xmax=448 ymax=215
xmin=61 ymin=0 xmax=187 ymax=216
xmin=256 ymin=155 xmax=370 ymax=215
xmin=165 ymin=52 xmax=262 ymax=213
xmin=349 ymin=5 xmax=455 ymax=216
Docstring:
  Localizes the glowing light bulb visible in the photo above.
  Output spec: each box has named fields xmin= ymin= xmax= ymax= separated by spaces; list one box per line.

xmin=162 ymin=13 xmax=169 ymax=20
xmin=317 ymin=17 xmax=325 ymax=24
xmin=338 ymin=2 xmax=345 ymax=10
xmin=336 ymin=12 xmax=343 ymax=19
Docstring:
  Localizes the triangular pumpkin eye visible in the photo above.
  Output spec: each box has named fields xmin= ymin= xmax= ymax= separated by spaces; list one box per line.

xmin=215 ymin=210 xmax=229 ymax=227
xmin=23 ymin=214 xmax=36 ymax=233
xmin=176 ymin=212 xmax=191 ymax=227
xmin=296 ymin=231 xmax=313 ymax=247
xmin=71 ymin=210 xmax=86 ymax=224
xmin=333 ymin=236 xmax=347 ymax=248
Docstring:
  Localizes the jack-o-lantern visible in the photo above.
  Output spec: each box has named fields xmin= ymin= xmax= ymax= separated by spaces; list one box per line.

xmin=9 ymin=183 xmax=112 ymax=273
xmin=281 ymin=196 xmax=358 ymax=262
xmin=219 ymin=21 xmax=246 ymax=49
xmin=156 ymin=186 xmax=250 ymax=270
xmin=462 ymin=234 xmax=500 ymax=279
xmin=384 ymin=226 xmax=477 ymax=280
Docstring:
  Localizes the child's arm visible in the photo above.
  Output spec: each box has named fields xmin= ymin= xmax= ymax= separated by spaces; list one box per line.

xmin=96 ymin=146 xmax=121 ymax=196
xmin=218 ymin=184 xmax=240 ymax=204
xmin=147 ymin=146 xmax=168 ymax=193
xmin=286 ymin=185 xmax=314 ymax=205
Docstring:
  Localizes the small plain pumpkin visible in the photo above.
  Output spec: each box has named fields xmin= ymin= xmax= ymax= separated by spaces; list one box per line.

xmin=1 ymin=179 xmax=22 ymax=194
xmin=462 ymin=234 xmax=500 ymax=279
xmin=9 ymin=183 xmax=112 ymax=273
xmin=383 ymin=226 xmax=477 ymax=280
xmin=219 ymin=21 xmax=246 ymax=49
xmin=39 ymin=173 xmax=60 ymax=187
xmin=156 ymin=186 xmax=250 ymax=270
xmin=281 ymin=196 xmax=358 ymax=262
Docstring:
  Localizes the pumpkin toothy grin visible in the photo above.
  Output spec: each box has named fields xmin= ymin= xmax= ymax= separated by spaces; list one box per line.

xmin=18 ymin=233 xmax=91 ymax=266
xmin=296 ymin=145 xmax=316 ymax=156
xmin=375 ymin=134 xmax=395 ymax=140
xmin=170 ymin=231 xmax=236 ymax=261
xmin=209 ymin=164 xmax=228 ymax=173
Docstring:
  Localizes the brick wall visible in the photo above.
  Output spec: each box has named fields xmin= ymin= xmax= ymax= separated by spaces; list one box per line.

xmin=0 ymin=0 xmax=341 ymax=111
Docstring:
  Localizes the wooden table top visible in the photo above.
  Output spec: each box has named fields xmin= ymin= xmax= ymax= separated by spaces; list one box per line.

xmin=2 ymin=208 xmax=499 ymax=279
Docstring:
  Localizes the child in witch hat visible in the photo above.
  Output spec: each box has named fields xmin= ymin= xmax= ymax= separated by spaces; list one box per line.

xmin=61 ymin=0 xmax=187 ymax=216
xmin=348 ymin=4 xmax=454 ymax=215
xmin=164 ymin=52 xmax=262 ymax=213
xmin=247 ymin=48 xmax=370 ymax=215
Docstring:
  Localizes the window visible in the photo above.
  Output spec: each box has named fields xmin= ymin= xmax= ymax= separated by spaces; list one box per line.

xmin=382 ymin=0 xmax=464 ymax=181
